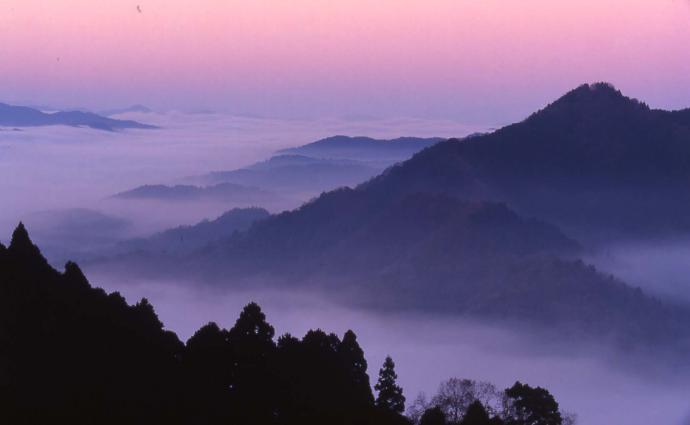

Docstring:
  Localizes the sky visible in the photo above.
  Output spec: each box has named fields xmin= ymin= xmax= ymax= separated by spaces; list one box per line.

xmin=1 ymin=0 xmax=689 ymax=124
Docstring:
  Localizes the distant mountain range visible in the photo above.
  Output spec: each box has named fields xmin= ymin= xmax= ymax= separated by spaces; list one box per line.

xmin=22 ymin=209 xmax=132 ymax=266
xmin=92 ymin=83 xmax=690 ymax=355
xmin=277 ymin=135 xmax=443 ymax=161
xmin=112 ymin=183 xmax=278 ymax=204
xmin=188 ymin=136 xmax=451 ymax=198
xmin=99 ymin=104 xmax=153 ymax=116
xmin=123 ymin=136 xmax=447 ymax=206
xmin=193 ymin=154 xmax=381 ymax=193
xmin=0 ymin=102 xmax=156 ymax=131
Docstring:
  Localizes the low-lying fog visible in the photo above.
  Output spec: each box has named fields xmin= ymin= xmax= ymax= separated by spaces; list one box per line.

xmin=4 ymin=114 xmax=690 ymax=424
xmin=81 ymin=274 xmax=690 ymax=425
xmin=0 ymin=112 xmax=480 ymax=237
xmin=588 ymin=241 xmax=690 ymax=306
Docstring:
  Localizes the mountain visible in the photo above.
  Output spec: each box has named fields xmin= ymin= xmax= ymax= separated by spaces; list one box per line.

xmin=0 ymin=224 xmax=414 ymax=425
xmin=112 ymin=183 xmax=279 ymax=204
xmin=0 ymin=224 xmax=184 ymax=423
xmin=361 ymin=83 xmax=690 ymax=241
xmin=99 ymin=104 xmax=153 ymax=116
xmin=189 ymin=136 xmax=447 ymax=199
xmin=23 ymin=208 xmax=131 ymax=265
xmin=110 ymin=207 xmax=269 ymax=257
xmin=277 ymin=136 xmax=443 ymax=161
xmin=0 ymin=102 xmax=156 ymax=131
xmin=98 ymin=188 xmax=690 ymax=352
xmin=193 ymin=154 xmax=382 ymax=194
xmin=94 ymin=83 xmax=690 ymax=353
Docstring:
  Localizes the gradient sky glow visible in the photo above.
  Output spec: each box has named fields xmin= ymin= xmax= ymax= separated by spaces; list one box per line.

xmin=1 ymin=0 xmax=689 ymax=123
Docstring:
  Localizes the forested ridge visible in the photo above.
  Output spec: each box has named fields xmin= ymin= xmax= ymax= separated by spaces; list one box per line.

xmin=0 ymin=224 xmax=568 ymax=425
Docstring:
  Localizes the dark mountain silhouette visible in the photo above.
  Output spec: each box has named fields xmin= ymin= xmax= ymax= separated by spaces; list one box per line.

xmin=0 ymin=224 xmax=417 ymax=425
xmin=112 ymin=183 xmax=279 ymax=203
xmin=361 ymin=83 xmax=690 ymax=240
xmin=0 ymin=102 xmax=156 ymax=131
xmin=277 ymin=135 xmax=443 ymax=161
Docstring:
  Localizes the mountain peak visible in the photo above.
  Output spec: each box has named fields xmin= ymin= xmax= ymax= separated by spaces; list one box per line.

xmin=551 ymin=82 xmax=646 ymax=111
xmin=523 ymin=82 xmax=650 ymax=127
xmin=9 ymin=222 xmax=47 ymax=263
xmin=10 ymin=222 xmax=31 ymax=248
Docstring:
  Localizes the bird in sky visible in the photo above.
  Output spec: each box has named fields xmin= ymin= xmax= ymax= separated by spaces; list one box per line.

xmin=136 ymin=5 xmax=142 ymax=13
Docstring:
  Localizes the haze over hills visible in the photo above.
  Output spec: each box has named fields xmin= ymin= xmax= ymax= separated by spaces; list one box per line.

xmin=22 ymin=209 xmax=132 ymax=266
xmin=1 ymin=224 xmax=576 ymax=425
xmin=0 ymin=102 xmax=156 ymax=131
xmin=90 ymin=83 xmax=690 ymax=356
xmin=0 ymin=225 xmax=414 ymax=425
xmin=112 ymin=183 xmax=279 ymax=204
xmin=276 ymin=136 xmax=444 ymax=161
xmin=124 ymin=135 xmax=446 ymax=208
xmin=99 ymin=104 xmax=153 ymax=116
xmin=94 ymin=189 xmax=690 ymax=355
xmin=108 ymin=207 xmax=270 ymax=257
xmin=193 ymin=154 xmax=382 ymax=194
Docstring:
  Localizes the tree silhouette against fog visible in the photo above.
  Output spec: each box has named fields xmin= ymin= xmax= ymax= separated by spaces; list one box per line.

xmin=504 ymin=382 xmax=562 ymax=425
xmin=0 ymin=224 xmax=572 ymax=425
xmin=420 ymin=407 xmax=447 ymax=425
xmin=375 ymin=355 xmax=406 ymax=413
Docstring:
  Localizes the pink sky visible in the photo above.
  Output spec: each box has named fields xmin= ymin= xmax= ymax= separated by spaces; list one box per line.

xmin=0 ymin=0 xmax=689 ymax=123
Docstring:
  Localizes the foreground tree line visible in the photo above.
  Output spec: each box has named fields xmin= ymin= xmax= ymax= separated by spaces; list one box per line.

xmin=0 ymin=224 xmax=571 ymax=424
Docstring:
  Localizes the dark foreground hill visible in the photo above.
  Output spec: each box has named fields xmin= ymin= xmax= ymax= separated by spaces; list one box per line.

xmin=0 ymin=225 xmax=406 ymax=425
xmin=0 ymin=102 xmax=156 ymax=131
xmin=0 ymin=225 xmax=570 ymax=425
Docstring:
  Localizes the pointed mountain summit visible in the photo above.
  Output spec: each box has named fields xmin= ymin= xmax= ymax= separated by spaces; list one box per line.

xmin=361 ymin=83 xmax=690 ymax=239
xmin=10 ymin=223 xmax=42 ymax=256
xmin=7 ymin=223 xmax=53 ymax=272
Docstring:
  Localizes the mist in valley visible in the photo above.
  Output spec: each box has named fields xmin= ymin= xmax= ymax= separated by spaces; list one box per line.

xmin=0 ymin=111 xmax=480 ymax=253
xmin=588 ymin=241 xmax=690 ymax=306
xmin=82 ymin=273 xmax=690 ymax=425
xmin=4 ymin=108 xmax=690 ymax=424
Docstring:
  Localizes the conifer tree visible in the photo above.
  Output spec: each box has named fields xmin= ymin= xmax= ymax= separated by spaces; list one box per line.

xmin=374 ymin=355 xmax=405 ymax=413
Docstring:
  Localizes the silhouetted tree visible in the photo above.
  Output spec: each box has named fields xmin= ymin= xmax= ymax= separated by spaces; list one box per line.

xmin=0 ymin=224 xmax=566 ymax=425
xmin=339 ymin=329 xmax=375 ymax=406
xmin=420 ymin=407 xmax=447 ymax=425
xmin=504 ymin=382 xmax=562 ymax=425
xmin=431 ymin=378 xmax=503 ymax=422
xmin=375 ymin=355 xmax=406 ymax=413
xmin=461 ymin=400 xmax=490 ymax=425
xmin=226 ymin=302 xmax=277 ymax=423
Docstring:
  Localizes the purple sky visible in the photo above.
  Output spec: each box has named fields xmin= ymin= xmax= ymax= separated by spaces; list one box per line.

xmin=1 ymin=0 xmax=689 ymax=124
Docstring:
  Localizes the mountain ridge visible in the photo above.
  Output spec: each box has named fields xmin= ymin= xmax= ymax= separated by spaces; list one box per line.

xmin=0 ymin=102 xmax=156 ymax=131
